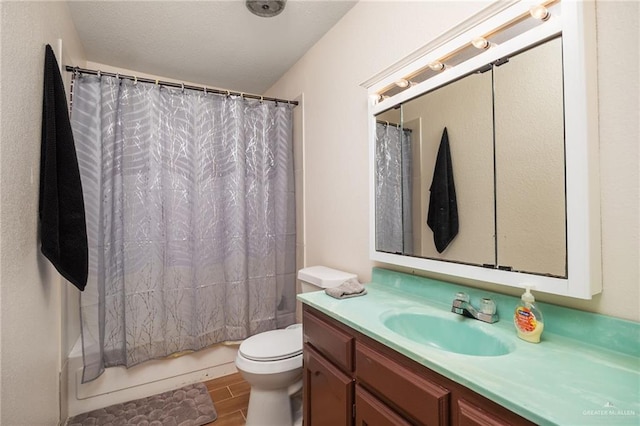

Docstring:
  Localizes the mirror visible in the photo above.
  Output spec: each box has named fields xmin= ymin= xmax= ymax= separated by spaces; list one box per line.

xmin=367 ymin=1 xmax=601 ymax=298
xmin=377 ymin=66 xmax=495 ymax=266
xmin=494 ymin=37 xmax=566 ymax=277
xmin=375 ymin=37 xmax=565 ymax=277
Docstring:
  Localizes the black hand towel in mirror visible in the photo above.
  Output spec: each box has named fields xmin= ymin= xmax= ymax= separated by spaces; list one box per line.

xmin=427 ymin=127 xmax=459 ymax=253
xmin=39 ymin=44 xmax=88 ymax=291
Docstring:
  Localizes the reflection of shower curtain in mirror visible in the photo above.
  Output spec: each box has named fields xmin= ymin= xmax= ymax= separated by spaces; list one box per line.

xmin=375 ymin=122 xmax=412 ymax=254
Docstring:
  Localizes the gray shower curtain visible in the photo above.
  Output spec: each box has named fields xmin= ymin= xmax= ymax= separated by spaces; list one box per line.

xmin=71 ymin=74 xmax=296 ymax=382
xmin=375 ymin=122 xmax=413 ymax=254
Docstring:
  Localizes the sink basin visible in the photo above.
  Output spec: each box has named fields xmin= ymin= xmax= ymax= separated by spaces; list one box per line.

xmin=382 ymin=312 xmax=514 ymax=356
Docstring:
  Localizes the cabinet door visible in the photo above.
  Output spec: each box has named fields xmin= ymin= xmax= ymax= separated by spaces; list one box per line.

xmin=355 ymin=384 xmax=412 ymax=426
xmin=304 ymin=344 xmax=354 ymax=426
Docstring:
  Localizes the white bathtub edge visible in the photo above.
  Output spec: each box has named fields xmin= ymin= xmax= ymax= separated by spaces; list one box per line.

xmin=66 ymin=340 xmax=239 ymax=418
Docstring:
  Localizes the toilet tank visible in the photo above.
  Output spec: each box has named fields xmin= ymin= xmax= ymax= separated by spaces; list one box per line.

xmin=297 ymin=266 xmax=357 ymax=293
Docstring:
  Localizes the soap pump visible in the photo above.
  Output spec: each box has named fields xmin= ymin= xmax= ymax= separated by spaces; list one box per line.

xmin=514 ymin=286 xmax=544 ymax=343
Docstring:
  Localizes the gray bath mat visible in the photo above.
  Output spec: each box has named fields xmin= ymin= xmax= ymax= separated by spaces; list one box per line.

xmin=67 ymin=382 xmax=217 ymax=426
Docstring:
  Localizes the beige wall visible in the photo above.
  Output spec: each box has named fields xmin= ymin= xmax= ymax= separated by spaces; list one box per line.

xmin=266 ymin=1 xmax=639 ymax=321
xmin=0 ymin=2 xmax=85 ymax=424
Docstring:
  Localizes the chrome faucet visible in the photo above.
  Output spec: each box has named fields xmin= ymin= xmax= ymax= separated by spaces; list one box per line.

xmin=451 ymin=292 xmax=499 ymax=323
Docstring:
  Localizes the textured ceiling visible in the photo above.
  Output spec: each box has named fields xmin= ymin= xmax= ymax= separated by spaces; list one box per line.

xmin=68 ymin=1 xmax=357 ymax=94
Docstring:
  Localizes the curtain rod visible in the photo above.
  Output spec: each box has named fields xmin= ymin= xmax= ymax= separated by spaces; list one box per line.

xmin=65 ymin=66 xmax=299 ymax=106
xmin=376 ymin=120 xmax=401 ymax=127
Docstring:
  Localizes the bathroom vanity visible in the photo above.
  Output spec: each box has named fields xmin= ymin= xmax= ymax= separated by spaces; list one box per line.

xmin=298 ymin=269 xmax=640 ymax=426
xmin=303 ymin=305 xmax=533 ymax=425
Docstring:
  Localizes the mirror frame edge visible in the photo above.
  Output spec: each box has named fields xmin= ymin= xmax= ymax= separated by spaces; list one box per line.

xmin=365 ymin=0 xmax=601 ymax=299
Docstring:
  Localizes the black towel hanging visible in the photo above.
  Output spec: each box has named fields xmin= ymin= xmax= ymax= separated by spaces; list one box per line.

xmin=39 ymin=44 xmax=88 ymax=291
xmin=427 ymin=127 xmax=459 ymax=253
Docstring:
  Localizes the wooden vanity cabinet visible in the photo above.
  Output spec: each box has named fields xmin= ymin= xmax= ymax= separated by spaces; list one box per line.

xmin=303 ymin=305 xmax=535 ymax=426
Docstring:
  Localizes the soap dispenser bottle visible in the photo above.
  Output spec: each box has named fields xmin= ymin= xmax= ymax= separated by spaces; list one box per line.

xmin=514 ymin=287 xmax=544 ymax=343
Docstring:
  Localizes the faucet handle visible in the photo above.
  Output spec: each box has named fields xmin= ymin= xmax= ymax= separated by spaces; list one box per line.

xmin=455 ymin=292 xmax=470 ymax=303
xmin=480 ymin=298 xmax=497 ymax=315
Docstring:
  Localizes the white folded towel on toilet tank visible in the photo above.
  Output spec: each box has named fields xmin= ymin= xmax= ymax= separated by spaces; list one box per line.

xmin=325 ymin=278 xmax=367 ymax=299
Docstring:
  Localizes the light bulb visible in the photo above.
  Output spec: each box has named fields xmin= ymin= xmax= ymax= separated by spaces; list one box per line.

xmin=428 ymin=62 xmax=445 ymax=71
xmin=395 ymin=79 xmax=410 ymax=88
xmin=530 ymin=5 xmax=550 ymax=21
xmin=472 ymin=37 xmax=490 ymax=50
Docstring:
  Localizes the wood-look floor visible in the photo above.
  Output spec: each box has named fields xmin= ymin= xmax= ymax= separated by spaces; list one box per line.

xmin=203 ymin=372 xmax=250 ymax=426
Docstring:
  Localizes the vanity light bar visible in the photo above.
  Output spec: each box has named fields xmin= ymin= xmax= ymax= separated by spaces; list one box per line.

xmin=377 ymin=34 xmax=503 ymax=100
xmin=369 ymin=0 xmax=560 ymax=103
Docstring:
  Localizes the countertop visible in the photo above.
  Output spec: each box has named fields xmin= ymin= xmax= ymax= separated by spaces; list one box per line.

xmin=297 ymin=268 xmax=640 ymax=426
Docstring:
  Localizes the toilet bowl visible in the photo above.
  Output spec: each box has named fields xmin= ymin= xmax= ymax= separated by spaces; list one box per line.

xmin=235 ymin=326 xmax=303 ymax=426
xmin=235 ymin=266 xmax=357 ymax=426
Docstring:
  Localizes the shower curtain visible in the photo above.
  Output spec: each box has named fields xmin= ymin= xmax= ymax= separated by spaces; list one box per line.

xmin=71 ymin=74 xmax=296 ymax=382
xmin=375 ymin=122 xmax=413 ymax=254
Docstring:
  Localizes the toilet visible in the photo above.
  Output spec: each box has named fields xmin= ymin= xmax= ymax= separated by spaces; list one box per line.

xmin=235 ymin=266 xmax=357 ymax=426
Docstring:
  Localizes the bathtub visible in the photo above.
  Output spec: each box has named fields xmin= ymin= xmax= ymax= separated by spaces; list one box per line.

xmin=65 ymin=337 xmax=239 ymax=417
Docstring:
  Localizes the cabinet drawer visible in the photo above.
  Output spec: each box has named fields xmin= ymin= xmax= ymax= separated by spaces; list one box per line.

xmin=454 ymin=398 xmax=535 ymax=426
xmin=355 ymin=384 xmax=412 ymax=426
xmin=356 ymin=341 xmax=450 ymax=426
xmin=303 ymin=309 xmax=354 ymax=372
xmin=457 ymin=398 xmax=510 ymax=426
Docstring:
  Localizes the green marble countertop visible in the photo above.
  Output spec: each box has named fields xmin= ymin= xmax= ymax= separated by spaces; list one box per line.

xmin=297 ymin=268 xmax=640 ymax=426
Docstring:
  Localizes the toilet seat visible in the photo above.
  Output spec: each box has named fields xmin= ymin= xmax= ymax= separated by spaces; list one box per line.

xmin=239 ymin=328 xmax=303 ymax=362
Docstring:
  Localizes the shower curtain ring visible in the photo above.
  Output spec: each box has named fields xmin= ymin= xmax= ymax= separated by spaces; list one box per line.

xmin=134 ymin=75 xmax=138 ymax=85
xmin=181 ymin=83 xmax=184 ymax=93
xmin=204 ymin=87 xmax=207 ymax=95
xmin=226 ymin=90 xmax=231 ymax=97
xmin=97 ymin=70 xmax=101 ymax=78
xmin=260 ymin=96 xmax=264 ymax=103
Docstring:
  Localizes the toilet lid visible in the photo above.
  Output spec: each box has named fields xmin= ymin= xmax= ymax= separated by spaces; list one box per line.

xmin=239 ymin=328 xmax=303 ymax=361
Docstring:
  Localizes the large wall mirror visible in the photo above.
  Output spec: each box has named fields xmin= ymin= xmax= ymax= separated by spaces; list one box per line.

xmin=366 ymin=1 xmax=601 ymax=299
xmin=375 ymin=37 xmax=566 ymax=277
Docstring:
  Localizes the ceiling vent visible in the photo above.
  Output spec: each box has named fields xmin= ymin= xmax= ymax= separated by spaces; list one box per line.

xmin=246 ymin=0 xmax=286 ymax=18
